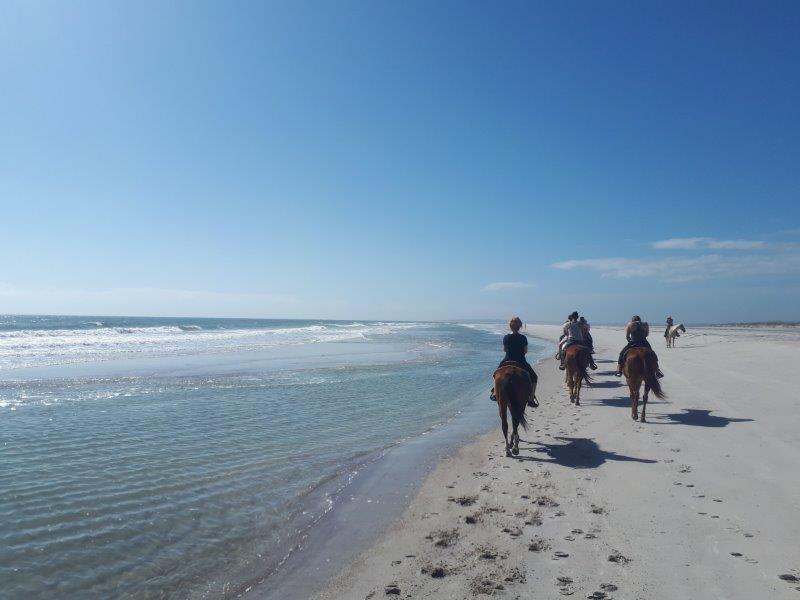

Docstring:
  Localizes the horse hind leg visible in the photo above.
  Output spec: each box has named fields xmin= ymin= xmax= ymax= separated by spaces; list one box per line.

xmin=629 ymin=381 xmax=639 ymax=421
xmin=641 ymin=384 xmax=649 ymax=423
xmin=500 ymin=403 xmax=511 ymax=457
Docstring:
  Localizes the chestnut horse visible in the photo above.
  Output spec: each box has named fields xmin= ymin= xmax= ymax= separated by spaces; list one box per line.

xmin=493 ymin=365 xmax=530 ymax=457
xmin=564 ymin=344 xmax=592 ymax=405
xmin=623 ymin=346 xmax=665 ymax=422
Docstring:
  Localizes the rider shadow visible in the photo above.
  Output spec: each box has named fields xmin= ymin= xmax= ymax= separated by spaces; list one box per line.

xmin=517 ymin=436 xmax=657 ymax=469
xmin=655 ymin=409 xmax=753 ymax=428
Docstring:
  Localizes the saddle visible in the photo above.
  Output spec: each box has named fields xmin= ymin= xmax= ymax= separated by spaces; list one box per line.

xmin=621 ymin=340 xmax=650 ymax=361
xmin=494 ymin=359 xmax=528 ymax=376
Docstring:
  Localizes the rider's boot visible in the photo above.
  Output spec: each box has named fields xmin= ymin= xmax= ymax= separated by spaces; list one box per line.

xmin=590 ymin=358 xmax=598 ymax=370
xmin=490 ymin=387 xmax=496 ymax=402
xmin=527 ymin=381 xmax=538 ymax=408
xmin=614 ymin=364 xmax=623 ymax=377
xmin=558 ymin=356 xmax=566 ymax=370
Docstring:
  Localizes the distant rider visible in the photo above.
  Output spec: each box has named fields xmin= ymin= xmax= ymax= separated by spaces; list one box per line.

xmin=615 ymin=315 xmax=664 ymax=378
xmin=491 ymin=316 xmax=538 ymax=408
xmin=664 ymin=315 xmax=674 ymax=340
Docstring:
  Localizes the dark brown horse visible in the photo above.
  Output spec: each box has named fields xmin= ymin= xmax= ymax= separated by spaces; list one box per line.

xmin=564 ymin=344 xmax=592 ymax=405
xmin=493 ymin=365 xmax=530 ymax=457
xmin=623 ymin=346 xmax=665 ymax=422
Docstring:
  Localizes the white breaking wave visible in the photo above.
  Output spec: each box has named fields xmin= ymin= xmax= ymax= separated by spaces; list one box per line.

xmin=0 ymin=322 xmax=426 ymax=370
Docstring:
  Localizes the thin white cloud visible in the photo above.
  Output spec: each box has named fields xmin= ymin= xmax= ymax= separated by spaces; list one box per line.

xmin=552 ymin=252 xmax=800 ymax=282
xmin=653 ymin=237 xmax=766 ymax=250
xmin=481 ymin=281 xmax=535 ymax=292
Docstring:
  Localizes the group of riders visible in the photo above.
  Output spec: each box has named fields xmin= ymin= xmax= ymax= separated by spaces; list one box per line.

xmin=491 ymin=312 xmax=671 ymax=406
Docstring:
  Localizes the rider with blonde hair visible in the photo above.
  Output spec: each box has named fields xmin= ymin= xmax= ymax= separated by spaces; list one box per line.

xmin=491 ymin=316 xmax=538 ymax=407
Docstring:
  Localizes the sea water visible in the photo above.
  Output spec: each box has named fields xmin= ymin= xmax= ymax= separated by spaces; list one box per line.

xmin=0 ymin=316 xmax=549 ymax=599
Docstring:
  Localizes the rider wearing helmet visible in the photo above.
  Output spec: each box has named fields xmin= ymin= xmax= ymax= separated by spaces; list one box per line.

xmin=615 ymin=315 xmax=664 ymax=378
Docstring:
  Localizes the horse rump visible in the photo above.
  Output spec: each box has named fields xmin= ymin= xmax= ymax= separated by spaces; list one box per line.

xmin=642 ymin=350 xmax=666 ymax=399
xmin=499 ymin=368 xmax=528 ymax=431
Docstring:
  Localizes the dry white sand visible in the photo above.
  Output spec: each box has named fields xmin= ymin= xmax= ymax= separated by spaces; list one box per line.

xmin=312 ymin=325 xmax=800 ymax=599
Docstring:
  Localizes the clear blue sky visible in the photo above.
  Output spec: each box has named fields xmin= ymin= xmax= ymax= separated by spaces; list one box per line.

xmin=2 ymin=1 xmax=799 ymax=323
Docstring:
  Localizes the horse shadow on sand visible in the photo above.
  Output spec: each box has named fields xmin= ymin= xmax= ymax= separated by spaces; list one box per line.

xmin=515 ymin=436 xmax=657 ymax=469
xmin=590 ymin=395 xmax=668 ymax=408
xmin=653 ymin=409 xmax=753 ymax=428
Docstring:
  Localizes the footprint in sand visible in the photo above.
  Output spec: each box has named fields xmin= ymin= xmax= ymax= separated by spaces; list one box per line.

xmin=384 ymin=582 xmax=401 ymax=595
xmin=608 ymin=551 xmax=630 ymax=564
xmin=553 ymin=551 xmax=570 ymax=559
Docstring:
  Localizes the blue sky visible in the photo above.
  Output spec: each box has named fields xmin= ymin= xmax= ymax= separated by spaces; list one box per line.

xmin=1 ymin=1 xmax=799 ymax=323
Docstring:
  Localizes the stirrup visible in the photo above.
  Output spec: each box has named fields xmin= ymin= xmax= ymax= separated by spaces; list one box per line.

xmin=614 ymin=370 xmax=622 ymax=377
xmin=590 ymin=362 xmax=597 ymax=370
xmin=656 ymin=370 xmax=664 ymax=379
xmin=558 ymin=364 xmax=566 ymax=370
xmin=489 ymin=388 xmax=497 ymax=402
xmin=527 ymin=395 xmax=539 ymax=408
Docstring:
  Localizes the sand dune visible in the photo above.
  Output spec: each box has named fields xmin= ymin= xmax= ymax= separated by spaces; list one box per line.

xmin=312 ymin=325 xmax=800 ymax=599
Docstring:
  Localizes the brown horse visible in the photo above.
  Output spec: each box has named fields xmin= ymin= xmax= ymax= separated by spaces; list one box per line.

xmin=564 ymin=344 xmax=592 ymax=405
xmin=623 ymin=347 xmax=665 ymax=422
xmin=493 ymin=365 xmax=530 ymax=457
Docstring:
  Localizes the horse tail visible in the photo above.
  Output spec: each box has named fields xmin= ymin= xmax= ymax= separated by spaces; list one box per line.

xmin=579 ymin=348 xmax=592 ymax=385
xmin=643 ymin=351 xmax=665 ymax=399
xmin=506 ymin=372 xmax=528 ymax=431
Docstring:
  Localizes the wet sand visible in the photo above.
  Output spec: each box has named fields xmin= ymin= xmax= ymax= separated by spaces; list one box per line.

xmin=312 ymin=325 xmax=800 ymax=599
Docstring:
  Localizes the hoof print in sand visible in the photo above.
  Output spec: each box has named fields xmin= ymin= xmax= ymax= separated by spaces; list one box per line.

xmin=607 ymin=551 xmax=630 ymax=564
xmin=553 ymin=551 xmax=569 ymax=559
xmin=589 ymin=505 xmax=605 ymax=514
xmin=779 ymin=574 xmax=800 ymax=583
xmin=426 ymin=528 xmax=459 ymax=548
xmin=421 ymin=563 xmax=448 ymax=578
xmin=448 ymin=495 xmax=478 ymax=506
xmin=528 ymin=537 xmax=551 ymax=552
xmin=384 ymin=583 xmax=401 ymax=595
xmin=469 ymin=575 xmax=505 ymax=595
xmin=600 ymin=583 xmax=618 ymax=592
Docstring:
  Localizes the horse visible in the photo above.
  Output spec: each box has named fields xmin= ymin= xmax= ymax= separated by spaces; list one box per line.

xmin=493 ymin=364 xmax=530 ymax=457
xmin=666 ymin=324 xmax=686 ymax=348
xmin=564 ymin=344 xmax=592 ymax=405
xmin=623 ymin=346 xmax=665 ymax=422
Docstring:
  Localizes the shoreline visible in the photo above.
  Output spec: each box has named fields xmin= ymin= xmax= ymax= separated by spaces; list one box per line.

xmin=311 ymin=324 xmax=800 ymax=599
xmin=250 ymin=338 xmax=554 ymax=600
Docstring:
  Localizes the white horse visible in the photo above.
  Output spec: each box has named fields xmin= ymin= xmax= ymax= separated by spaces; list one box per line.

xmin=666 ymin=324 xmax=686 ymax=348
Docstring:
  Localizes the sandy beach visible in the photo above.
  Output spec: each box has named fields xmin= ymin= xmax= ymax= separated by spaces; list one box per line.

xmin=313 ymin=324 xmax=800 ymax=599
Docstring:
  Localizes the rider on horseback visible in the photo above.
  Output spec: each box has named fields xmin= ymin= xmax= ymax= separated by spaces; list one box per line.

xmin=491 ymin=316 xmax=538 ymax=408
xmin=579 ymin=316 xmax=594 ymax=353
xmin=664 ymin=315 xmax=674 ymax=339
xmin=615 ymin=316 xmax=664 ymax=378
xmin=557 ymin=312 xmax=597 ymax=371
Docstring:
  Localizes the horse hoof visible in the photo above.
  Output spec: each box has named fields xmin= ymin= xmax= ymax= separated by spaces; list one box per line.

xmin=506 ymin=450 xmax=513 ymax=457
xmin=632 ymin=413 xmax=638 ymax=420
xmin=512 ymin=447 xmax=519 ymax=456
xmin=640 ymin=417 xmax=647 ymax=423
xmin=575 ymin=401 xmax=580 ymax=406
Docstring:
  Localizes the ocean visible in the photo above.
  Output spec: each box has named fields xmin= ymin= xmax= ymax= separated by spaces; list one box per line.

xmin=0 ymin=316 xmax=550 ymax=599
